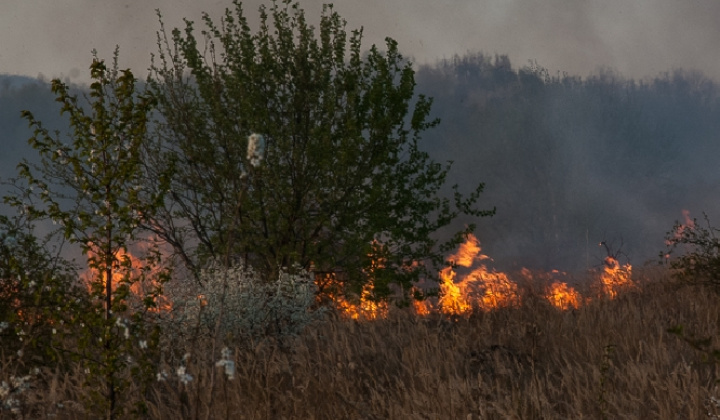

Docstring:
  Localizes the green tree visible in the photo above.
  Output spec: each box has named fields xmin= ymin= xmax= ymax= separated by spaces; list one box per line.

xmin=145 ymin=0 xmax=492 ymax=300
xmin=7 ymin=53 xmax=169 ymax=418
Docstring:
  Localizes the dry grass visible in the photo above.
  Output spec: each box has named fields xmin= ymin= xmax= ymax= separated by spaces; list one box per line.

xmin=5 ymin=268 xmax=720 ymax=419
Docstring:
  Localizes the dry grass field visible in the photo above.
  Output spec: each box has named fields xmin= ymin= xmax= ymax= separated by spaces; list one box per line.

xmin=5 ymin=266 xmax=720 ymax=419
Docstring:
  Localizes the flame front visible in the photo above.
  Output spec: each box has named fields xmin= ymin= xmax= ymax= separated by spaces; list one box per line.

xmin=317 ymin=234 xmax=634 ymax=319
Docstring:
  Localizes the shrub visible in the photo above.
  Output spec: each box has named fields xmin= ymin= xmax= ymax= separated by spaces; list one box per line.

xmin=663 ymin=212 xmax=720 ymax=287
xmin=163 ymin=260 xmax=325 ymax=343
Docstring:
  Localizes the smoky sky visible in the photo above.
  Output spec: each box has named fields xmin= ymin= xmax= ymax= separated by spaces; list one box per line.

xmin=1 ymin=0 xmax=719 ymax=83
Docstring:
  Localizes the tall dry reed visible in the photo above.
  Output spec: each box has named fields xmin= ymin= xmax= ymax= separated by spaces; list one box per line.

xmin=4 ymin=269 xmax=720 ymax=419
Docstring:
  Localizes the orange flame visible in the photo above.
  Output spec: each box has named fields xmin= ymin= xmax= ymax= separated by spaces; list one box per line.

xmin=598 ymin=256 xmax=633 ymax=299
xmin=412 ymin=298 xmax=432 ymax=316
xmin=313 ymin=240 xmax=391 ymax=320
xmin=546 ymin=281 xmax=581 ymax=310
xmin=317 ymin=233 xmax=636 ymax=320
xmin=315 ymin=273 xmax=387 ymax=320
xmin=437 ymin=234 xmax=519 ymax=315
xmin=83 ymin=247 xmax=171 ymax=312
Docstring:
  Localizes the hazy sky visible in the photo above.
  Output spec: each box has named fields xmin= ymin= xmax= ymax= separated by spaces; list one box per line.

xmin=1 ymin=0 xmax=719 ymax=83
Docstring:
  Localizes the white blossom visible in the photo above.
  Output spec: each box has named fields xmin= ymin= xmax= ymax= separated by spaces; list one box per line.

xmin=215 ymin=347 xmax=236 ymax=380
xmin=161 ymin=258 xmax=324 ymax=341
xmin=247 ymin=133 xmax=265 ymax=167
xmin=176 ymin=366 xmax=193 ymax=384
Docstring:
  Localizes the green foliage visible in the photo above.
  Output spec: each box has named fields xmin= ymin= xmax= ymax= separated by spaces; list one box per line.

xmin=5 ymin=51 xmax=170 ymax=418
xmin=0 ymin=213 xmax=87 ymax=369
xmin=663 ymin=213 xmax=720 ymax=287
xmin=146 ymin=0 xmax=492 ymax=298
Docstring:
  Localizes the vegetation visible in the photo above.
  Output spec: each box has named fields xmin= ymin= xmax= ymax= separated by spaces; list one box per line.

xmin=664 ymin=213 xmax=720 ymax=287
xmin=143 ymin=0 xmax=492 ymax=297
xmin=1 ymin=1 xmax=490 ymax=417
xmin=3 ymin=270 xmax=720 ymax=418
xmin=5 ymin=54 xmax=170 ymax=417
xmin=2 ymin=1 xmax=720 ymax=419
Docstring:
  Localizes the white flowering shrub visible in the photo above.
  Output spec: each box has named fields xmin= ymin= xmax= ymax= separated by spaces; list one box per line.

xmin=164 ymin=260 xmax=325 ymax=342
xmin=0 ymin=369 xmax=39 ymax=416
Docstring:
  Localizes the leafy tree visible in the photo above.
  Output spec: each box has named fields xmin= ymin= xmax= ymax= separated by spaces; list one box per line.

xmin=6 ymin=53 xmax=169 ymax=418
xmin=145 ymin=0 xmax=492 ymax=299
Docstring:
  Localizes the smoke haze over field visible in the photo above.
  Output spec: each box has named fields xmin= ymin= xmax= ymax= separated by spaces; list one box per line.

xmin=2 ymin=1 xmax=720 ymax=275
xmin=1 ymin=0 xmax=720 ymax=82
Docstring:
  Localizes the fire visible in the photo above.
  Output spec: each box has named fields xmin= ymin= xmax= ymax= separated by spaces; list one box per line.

xmin=313 ymin=240 xmax=391 ymax=320
xmin=437 ymin=234 xmax=519 ymax=315
xmin=342 ymin=281 xmax=388 ymax=320
xmin=315 ymin=272 xmax=387 ymax=320
xmin=83 ymin=247 xmax=171 ymax=312
xmin=437 ymin=266 xmax=471 ymax=315
xmin=317 ymin=234 xmax=635 ymax=320
xmin=598 ymin=256 xmax=633 ymax=299
xmin=412 ymin=298 xmax=432 ymax=316
xmin=546 ymin=281 xmax=581 ymax=310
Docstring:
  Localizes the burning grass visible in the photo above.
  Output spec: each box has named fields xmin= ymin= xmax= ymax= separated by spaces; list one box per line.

xmin=5 ymin=267 xmax=720 ymax=419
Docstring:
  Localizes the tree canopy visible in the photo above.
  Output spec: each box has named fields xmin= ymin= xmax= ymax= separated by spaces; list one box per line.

xmin=143 ymin=0 xmax=492 ymax=297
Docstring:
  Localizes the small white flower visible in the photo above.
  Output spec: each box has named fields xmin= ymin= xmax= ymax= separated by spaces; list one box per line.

xmin=215 ymin=347 xmax=236 ymax=380
xmin=139 ymin=340 xmax=147 ymax=349
xmin=176 ymin=366 xmax=193 ymax=384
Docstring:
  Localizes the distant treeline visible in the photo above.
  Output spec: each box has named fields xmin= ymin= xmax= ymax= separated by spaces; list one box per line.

xmin=416 ymin=53 xmax=720 ymax=271
xmin=2 ymin=53 xmax=720 ymax=272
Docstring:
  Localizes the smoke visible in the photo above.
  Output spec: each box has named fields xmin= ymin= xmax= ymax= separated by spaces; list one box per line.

xmin=3 ymin=0 xmax=720 ymax=275
xmin=2 ymin=0 xmax=720 ymax=82
xmin=415 ymin=55 xmax=720 ymax=272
